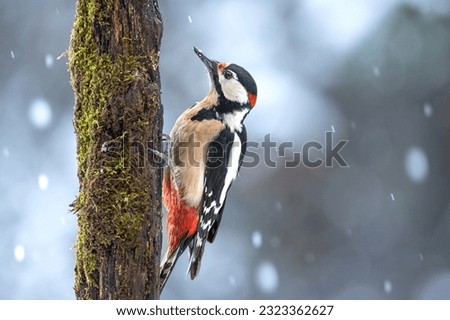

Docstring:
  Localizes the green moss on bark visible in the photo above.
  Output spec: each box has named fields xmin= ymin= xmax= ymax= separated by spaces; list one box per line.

xmin=69 ymin=0 xmax=162 ymax=294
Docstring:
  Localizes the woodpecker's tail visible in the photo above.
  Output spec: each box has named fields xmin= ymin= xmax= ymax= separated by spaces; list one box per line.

xmin=188 ymin=235 xmax=206 ymax=280
xmin=159 ymin=248 xmax=180 ymax=293
xmin=159 ymin=235 xmax=193 ymax=293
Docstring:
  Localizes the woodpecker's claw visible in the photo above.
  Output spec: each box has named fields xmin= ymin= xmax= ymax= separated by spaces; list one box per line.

xmin=149 ymin=148 xmax=172 ymax=168
xmin=148 ymin=133 xmax=172 ymax=168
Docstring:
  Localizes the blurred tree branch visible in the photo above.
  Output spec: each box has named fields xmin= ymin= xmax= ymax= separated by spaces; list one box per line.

xmin=68 ymin=0 xmax=163 ymax=299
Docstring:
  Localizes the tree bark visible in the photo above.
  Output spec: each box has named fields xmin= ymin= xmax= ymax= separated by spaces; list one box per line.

xmin=69 ymin=0 xmax=163 ymax=299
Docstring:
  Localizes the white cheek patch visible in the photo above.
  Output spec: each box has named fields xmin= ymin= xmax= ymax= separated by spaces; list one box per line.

xmin=219 ymin=75 xmax=248 ymax=105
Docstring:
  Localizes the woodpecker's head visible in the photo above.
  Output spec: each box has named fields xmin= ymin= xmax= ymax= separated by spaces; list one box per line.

xmin=194 ymin=47 xmax=257 ymax=109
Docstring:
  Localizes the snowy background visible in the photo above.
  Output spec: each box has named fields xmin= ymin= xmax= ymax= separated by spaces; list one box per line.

xmin=0 ymin=0 xmax=449 ymax=299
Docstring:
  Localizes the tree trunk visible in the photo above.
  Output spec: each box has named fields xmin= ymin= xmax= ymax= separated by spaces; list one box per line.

xmin=68 ymin=0 xmax=163 ymax=299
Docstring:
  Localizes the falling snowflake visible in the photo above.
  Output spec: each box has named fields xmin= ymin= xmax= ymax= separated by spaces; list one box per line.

xmin=405 ymin=147 xmax=429 ymax=183
xmin=256 ymin=261 xmax=279 ymax=294
xmin=275 ymin=201 xmax=283 ymax=212
xmin=423 ymin=103 xmax=432 ymax=118
xmin=251 ymin=231 xmax=262 ymax=249
xmin=384 ymin=280 xmax=392 ymax=294
xmin=373 ymin=66 xmax=380 ymax=77
xmin=29 ymin=98 xmax=52 ymax=129
xmin=38 ymin=174 xmax=49 ymax=191
xmin=45 ymin=54 xmax=54 ymax=68
xmin=14 ymin=245 xmax=25 ymax=262
xmin=229 ymin=275 xmax=236 ymax=286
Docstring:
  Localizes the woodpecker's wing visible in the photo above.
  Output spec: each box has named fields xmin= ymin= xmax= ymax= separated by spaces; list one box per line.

xmin=188 ymin=126 xmax=247 ymax=279
xmin=207 ymin=127 xmax=247 ymax=243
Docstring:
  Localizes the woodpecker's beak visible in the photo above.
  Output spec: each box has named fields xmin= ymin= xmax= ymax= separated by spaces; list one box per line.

xmin=193 ymin=47 xmax=218 ymax=76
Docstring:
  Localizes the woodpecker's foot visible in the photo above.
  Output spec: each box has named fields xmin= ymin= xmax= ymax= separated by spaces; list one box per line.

xmin=149 ymin=148 xmax=167 ymax=163
xmin=149 ymin=148 xmax=172 ymax=168
xmin=148 ymin=133 xmax=172 ymax=167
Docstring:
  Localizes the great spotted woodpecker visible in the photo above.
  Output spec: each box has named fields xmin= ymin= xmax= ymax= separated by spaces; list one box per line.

xmin=160 ymin=47 xmax=257 ymax=291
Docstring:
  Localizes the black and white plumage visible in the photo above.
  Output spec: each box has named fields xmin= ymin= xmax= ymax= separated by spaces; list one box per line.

xmin=188 ymin=123 xmax=248 ymax=278
xmin=160 ymin=47 xmax=257 ymax=292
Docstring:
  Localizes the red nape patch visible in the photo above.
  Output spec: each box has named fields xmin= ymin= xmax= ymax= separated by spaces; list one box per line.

xmin=248 ymin=93 xmax=257 ymax=107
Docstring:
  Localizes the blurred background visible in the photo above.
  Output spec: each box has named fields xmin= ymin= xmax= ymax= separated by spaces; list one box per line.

xmin=0 ymin=0 xmax=449 ymax=299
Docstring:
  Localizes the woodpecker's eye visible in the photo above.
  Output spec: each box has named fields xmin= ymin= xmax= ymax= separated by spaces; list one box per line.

xmin=224 ymin=70 xmax=233 ymax=80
